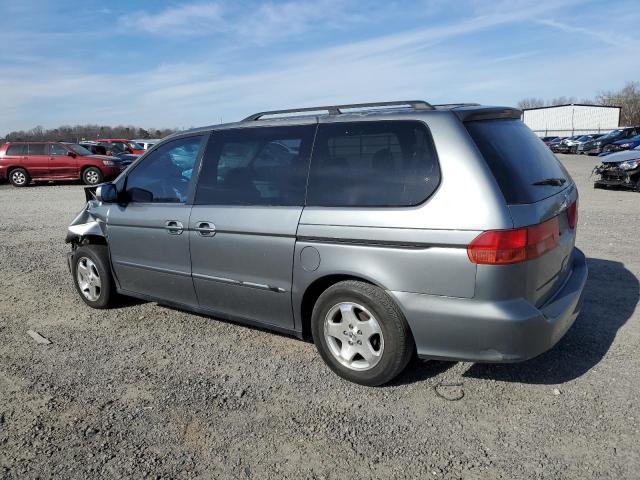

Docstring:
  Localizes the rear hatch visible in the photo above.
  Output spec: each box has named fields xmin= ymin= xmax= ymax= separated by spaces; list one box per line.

xmin=465 ymin=118 xmax=577 ymax=307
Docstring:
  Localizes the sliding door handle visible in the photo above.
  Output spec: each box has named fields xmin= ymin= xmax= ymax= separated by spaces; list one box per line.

xmin=195 ymin=221 xmax=216 ymax=237
xmin=165 ymin=220 xmax=184 ymax=235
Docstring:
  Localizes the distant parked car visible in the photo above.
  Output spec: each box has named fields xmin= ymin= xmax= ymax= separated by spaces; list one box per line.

xmin=602 ymin=134 xmax=640 ymax=154
xmin=547 ymin=137 xmax=567 ymax=151
xmin=593 ymin=146 xmax=640 ymax=190
xmin=93 ymin=139 xmax=145 ymax=155
xmin=579 ymin=127 xmax=640 ymax=155
xmin=0 ymin=141 xmax=128 ymax=186
xmin=80 ymin=142 xmax=108 ymax=155
xmin=541 ymin=136 xmax=559 ymax=145
xmin=131 ymin=139 xmax=161 ymax=150
xmin=551 ymin=135 xmax=582 ymax=154
xmin=553 ymin=135 xmax=598 ymax=154
xmin=576 ymin=134 xmax=605 ymax=154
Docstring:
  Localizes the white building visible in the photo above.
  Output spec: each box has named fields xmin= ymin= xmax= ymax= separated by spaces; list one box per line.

xmin=522 ymin=104 xmax=620 ymax=137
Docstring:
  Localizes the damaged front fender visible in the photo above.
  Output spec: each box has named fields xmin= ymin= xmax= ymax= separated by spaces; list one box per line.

xmin=65 ymin=199 xmax=108 ymax=244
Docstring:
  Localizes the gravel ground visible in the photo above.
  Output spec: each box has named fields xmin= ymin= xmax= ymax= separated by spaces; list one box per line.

xmin=0 ymin=154 xmax=639 ymax=479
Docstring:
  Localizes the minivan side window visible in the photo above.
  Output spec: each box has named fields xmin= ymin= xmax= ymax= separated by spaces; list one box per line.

xmin=194 ymin=125 xmax=315 ymax=206
xmin=306 ymin=121 xmax=440 ymax=207
xmin=125 ymin=135 xmax=204 ymax=203
xmin=6 ymin=144 xmax=26 ymax=156
xmin=28 ymin=144 xmax=47 ymax=155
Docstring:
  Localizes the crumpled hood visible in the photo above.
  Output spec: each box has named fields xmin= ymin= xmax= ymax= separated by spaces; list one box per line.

xmin=601 ymin=149 xmax=640 ymax=163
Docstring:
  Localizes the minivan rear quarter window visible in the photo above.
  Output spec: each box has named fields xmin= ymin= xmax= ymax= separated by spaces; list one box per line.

xmin=466 ymin=119 xmax=570 ymax=204
xmin=306 ymin=121 xmax=440 ymax=207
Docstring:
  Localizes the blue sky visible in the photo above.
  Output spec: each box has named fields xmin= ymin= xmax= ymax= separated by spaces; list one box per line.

xmin=0 ymin=0 xmax=638 ymax=135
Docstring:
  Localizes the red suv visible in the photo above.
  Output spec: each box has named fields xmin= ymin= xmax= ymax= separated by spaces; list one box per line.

xmin=0 ymin=142 xmax=129 ymax=187
xmin=93 ymin=139 xmax=145 ymax=155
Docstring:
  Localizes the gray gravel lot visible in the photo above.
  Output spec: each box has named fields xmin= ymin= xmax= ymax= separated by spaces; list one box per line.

xmin=0 ymin=154 xmax=639 ymax=479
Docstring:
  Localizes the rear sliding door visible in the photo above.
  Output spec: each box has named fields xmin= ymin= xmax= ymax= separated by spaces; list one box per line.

xmin=189 ymin=123 xmax=316 ymax=330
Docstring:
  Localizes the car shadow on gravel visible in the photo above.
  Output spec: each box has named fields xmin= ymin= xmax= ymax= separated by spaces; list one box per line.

xmin=463 ymin=257 xmax=639 ymax=385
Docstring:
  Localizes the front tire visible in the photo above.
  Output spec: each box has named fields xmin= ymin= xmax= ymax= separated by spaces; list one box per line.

xmin=82 ymin=167 xmax=103 ymax=185
xmin=72 ymin=244 xmax=117 ymax=308
xmin=9 ymin=168 xmax=30 ymax=187
xmin=311 ymin=280 xmax=414 ymax=386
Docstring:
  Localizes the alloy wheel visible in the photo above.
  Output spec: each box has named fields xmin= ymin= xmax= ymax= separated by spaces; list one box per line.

xmin=76 ymin=257 xmax=102 ymax=301
xmin=11 ymin=171 xmax=26 ymax=185
xmin=324 ymin=302 xmax=384 ymax=371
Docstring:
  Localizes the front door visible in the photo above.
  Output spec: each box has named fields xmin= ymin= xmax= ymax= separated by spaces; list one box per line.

xmin=48 ymin=143 xmax=77 ymax=178
xmin=189 ymin=124 xmax=316 ymax=330
xmin=107 ymin=134 xmax=206 ymax=306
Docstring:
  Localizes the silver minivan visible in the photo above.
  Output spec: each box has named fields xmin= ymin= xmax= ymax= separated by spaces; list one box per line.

xmin=67 ymin=101 xmax=588 ymax=386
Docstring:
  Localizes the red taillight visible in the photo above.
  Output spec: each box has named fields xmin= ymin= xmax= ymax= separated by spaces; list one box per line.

xmin=566 ymin=200 xmax=578 ymax=229
xmin=468 ymin=217 xmax=560 ymax=265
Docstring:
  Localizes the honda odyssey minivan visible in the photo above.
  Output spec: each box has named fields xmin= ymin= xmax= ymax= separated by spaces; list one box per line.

xmin=66 ymin=101 xmax=588 ymax=386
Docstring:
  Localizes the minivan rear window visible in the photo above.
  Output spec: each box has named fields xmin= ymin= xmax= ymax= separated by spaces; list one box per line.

xmin=466 ymin=119 xmax=570 ymax=204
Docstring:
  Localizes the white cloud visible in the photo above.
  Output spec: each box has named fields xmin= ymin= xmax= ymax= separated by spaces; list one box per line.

xmin=121 ymin=2 xmax=226 ymax=35
xmin=2 ymin=0 xmax=638 ymax=134
xmin=537 ymin=19 xmax=637 ymax=48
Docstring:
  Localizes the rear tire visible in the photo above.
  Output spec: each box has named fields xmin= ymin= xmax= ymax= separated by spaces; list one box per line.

xmin=9 ymin=168 xmax=30 ymax=187
xmin=72 ymin=244 xmax=118 ymax=309
xmin=82 ymin=167 xmax=103 ymax=185
xmin=311 ymin=280 xmax=414 ymax=386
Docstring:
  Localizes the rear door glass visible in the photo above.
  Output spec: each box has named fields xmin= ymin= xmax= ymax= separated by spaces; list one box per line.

xmin=28 ymin=144 xmax=47 ymax=155
xmin=466 ymin=119 xmax=570 ymax=204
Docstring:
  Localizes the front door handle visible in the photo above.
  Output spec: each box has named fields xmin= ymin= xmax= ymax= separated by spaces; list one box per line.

xmin=195 ymin=221 xmax=216 ymax=237
xmin=165 ymin=220 xmax=184 ymax=235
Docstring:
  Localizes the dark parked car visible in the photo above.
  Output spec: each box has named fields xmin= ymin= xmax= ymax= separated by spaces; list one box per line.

xmin=602 ymin=134 xmax=640 ymax=154
xmin=593 ymin=146 xmax=640 ymax=190
xmin=541 ymin=136 xmax=559 ymax=145
xmin=550 ymin=135 xmax=582 ymax=154
xmin=0 ymin=142 xmax=128 ymax=186
xmin=580 ymin=127 xmax=640 ymax=155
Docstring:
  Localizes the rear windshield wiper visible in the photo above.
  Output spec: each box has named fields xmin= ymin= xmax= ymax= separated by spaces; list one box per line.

xmin=532 ymin=178 xmax=566 ymax=187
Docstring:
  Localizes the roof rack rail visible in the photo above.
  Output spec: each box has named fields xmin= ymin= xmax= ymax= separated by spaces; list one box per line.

xmin=433 ymin=103 xmax=481 ymax=108
xmin=242 ymin=100 xmax=434 ymax=121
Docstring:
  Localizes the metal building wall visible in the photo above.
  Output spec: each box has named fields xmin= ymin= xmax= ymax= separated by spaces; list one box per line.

xmin=522 ymin=104 xmax=620 ymax=137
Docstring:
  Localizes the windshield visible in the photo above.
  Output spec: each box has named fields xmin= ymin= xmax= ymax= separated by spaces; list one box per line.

xmin=68 ymin=144 xmax=93 ymax=156
xmin=127 ymin=141 xmax=143 ymax=149
xmin=101 ymin=142 xmax=126 ymax=153
xmin=466 ymin=119 xmax=570 ymax=204
xmin=601 ymin=129 xmax=623 ymax=139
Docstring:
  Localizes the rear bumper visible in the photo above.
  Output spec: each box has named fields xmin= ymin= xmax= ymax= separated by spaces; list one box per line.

xmin=390 ymin=248 xmax=588 ymax=363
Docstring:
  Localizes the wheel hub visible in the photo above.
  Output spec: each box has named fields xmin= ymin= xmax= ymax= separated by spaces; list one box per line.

xmin=324 ymin=302 xmax=384 ymax=371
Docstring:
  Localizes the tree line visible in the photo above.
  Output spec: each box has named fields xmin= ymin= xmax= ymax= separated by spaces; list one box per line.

xmin=1 ymin=125 xmax=178 ymax=143
xmin=518 ymin=81 xmax=640 ymax=126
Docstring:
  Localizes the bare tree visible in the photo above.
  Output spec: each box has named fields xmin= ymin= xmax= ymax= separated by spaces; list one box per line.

xmin=517 ymin=97 xmax=545 ymax=109
xmin=595 ymin=81 xmax=640 ymax=126
xmin=4 ymin=125 xmax=178 ymax=142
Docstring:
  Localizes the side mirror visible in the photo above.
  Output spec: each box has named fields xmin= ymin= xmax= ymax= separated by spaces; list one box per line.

xmin=95 ymin=183 xmax=118 ymax=203
xmin=67 ymin=151 xmax=77 ymax=158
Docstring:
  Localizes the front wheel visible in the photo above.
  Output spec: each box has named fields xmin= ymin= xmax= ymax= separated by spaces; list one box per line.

xmin=82 ymin=167 xmax=103 ymax=185
xmin=72 ymin=244 xmax=118 ymax=308
xmin=311 ymin=280 xmax=414 ymax=386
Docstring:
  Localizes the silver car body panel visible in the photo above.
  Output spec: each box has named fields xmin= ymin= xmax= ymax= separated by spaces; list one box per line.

xmin=66 ymin=104 xmax=588 ymax=363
